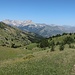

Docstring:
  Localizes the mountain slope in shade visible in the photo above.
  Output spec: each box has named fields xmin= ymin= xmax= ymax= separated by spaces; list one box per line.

xmin=19 ymin=24 xmax=65 ymax=37
xmin=2 ymin=19 xmax=75 ymax=37
xmin=0 ymin=22 xmax=42 ymax=47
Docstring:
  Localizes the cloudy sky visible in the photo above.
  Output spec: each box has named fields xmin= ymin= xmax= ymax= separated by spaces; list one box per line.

xmin=0 ymin=0 xmax=75 ymax=26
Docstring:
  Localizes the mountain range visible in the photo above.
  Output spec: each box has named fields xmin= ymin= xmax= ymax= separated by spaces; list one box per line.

xmin=2 ymin=19 xmax=75 ymax=37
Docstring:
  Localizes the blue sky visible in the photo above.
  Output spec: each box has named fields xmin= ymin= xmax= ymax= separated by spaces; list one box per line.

xmin=0 ymin=0 xmax=75 ymax=26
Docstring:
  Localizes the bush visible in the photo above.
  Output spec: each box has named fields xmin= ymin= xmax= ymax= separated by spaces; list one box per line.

xmin=55 ymin=34 xmax=61 ymax=37
xmin=69 ymin=44 xmax=75 ymax=48
xmin=49 ymin=40 xmax=55 ymax=46
xmin=11 ymin=43 xmax=21 ymax=48
xmin=69 ymin=33 xmax=72 ymax=35
xmin=50 ymin=40 xmax=55 ymax=51
xmin=40 ymin=39 xmax=49 ymax=48
xmin=63 ymin=36 xmax=74 ymax=44
xmin=49 ymin=37 xmax=52 ymax=40
xmin=59 ymin=42 xmax=64 ymax=51
xmin=5 ymin=37 xmax=8 ymax=41
xmin=62 ymin=33 xmax=68 ymax=35
xmin=51 ymin=45 xmax=55 ymax=51
xmin=56 ymin=41 xmax=60 ymax=45
xmin=69 ymin=44 xmax=72 ymax=48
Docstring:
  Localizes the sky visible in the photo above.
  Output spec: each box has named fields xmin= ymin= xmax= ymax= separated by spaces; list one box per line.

xmin=0 ymin=0 xmax=75 ymax=26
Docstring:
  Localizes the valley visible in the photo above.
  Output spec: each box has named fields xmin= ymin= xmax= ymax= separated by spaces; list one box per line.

xmin=0 ymin=0 xmax=75 ymax=74
xmin=0 ymin=22 xmax=75 ymax=75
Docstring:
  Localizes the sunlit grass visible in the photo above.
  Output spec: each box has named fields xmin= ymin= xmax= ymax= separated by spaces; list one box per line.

xmin=0 ymin=46 xmax=75 ymax=75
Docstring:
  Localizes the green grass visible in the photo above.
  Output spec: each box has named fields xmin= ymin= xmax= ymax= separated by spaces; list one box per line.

xmin=0 ymin=22 xmax=42 ymax=47
xmin=0 ymin=46 xmax=75 ymax=75
xmin=25 ymin=43 xmax=37 ymax=50
xmin=0 ymin=46 xmax=35 ymax=61
xmin=49 ymin=33 xmax=75 ymax=44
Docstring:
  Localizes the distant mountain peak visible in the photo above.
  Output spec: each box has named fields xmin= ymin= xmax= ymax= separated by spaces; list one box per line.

xmin=2 ymin=19 xmax=36 ymax=27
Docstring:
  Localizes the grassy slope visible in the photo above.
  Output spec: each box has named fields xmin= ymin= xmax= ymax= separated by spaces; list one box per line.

xmin=0 ymin=22 xmax=30 ymax=46
xmin=0 ymin=23 xmax=75 ymax=75
xmin=53 ymin=34 xmax=74 ymax=42
xmin=0 ymin=22 xmax=42 ymax=47
xmin=0 ymin=46 xmax=75 ymax=75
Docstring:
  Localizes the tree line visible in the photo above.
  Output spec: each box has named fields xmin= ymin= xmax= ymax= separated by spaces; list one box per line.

xmin=39 ymin=34 xmax=75 ymax=51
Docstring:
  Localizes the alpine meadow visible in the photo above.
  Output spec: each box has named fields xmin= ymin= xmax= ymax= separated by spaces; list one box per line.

xmin=0 ymin=22 xmax=75 ymax=75
xmin=0 ymin=0 xmax=75 ymax=75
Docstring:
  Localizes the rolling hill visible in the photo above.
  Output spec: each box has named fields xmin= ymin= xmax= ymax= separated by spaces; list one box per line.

xmin=0 ymin=22 xmax=42 ymax=48
xmin=0 ymin=33 xmax=75 ymax=75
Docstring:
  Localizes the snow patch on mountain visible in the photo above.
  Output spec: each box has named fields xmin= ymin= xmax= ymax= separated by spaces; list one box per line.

xmin=2 ymin=19 xmax=38 ymax=27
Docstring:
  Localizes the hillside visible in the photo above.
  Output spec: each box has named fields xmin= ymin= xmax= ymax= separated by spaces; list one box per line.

xmin=0 ymin=22 xmax=42 ymax=48
xmin=0 ymin=22 xmax=75 ymax=75
xmin=0 ymin=32 xmax=75 ymax=74
xmin=0 ymin=41 xmax=75 ymax=75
